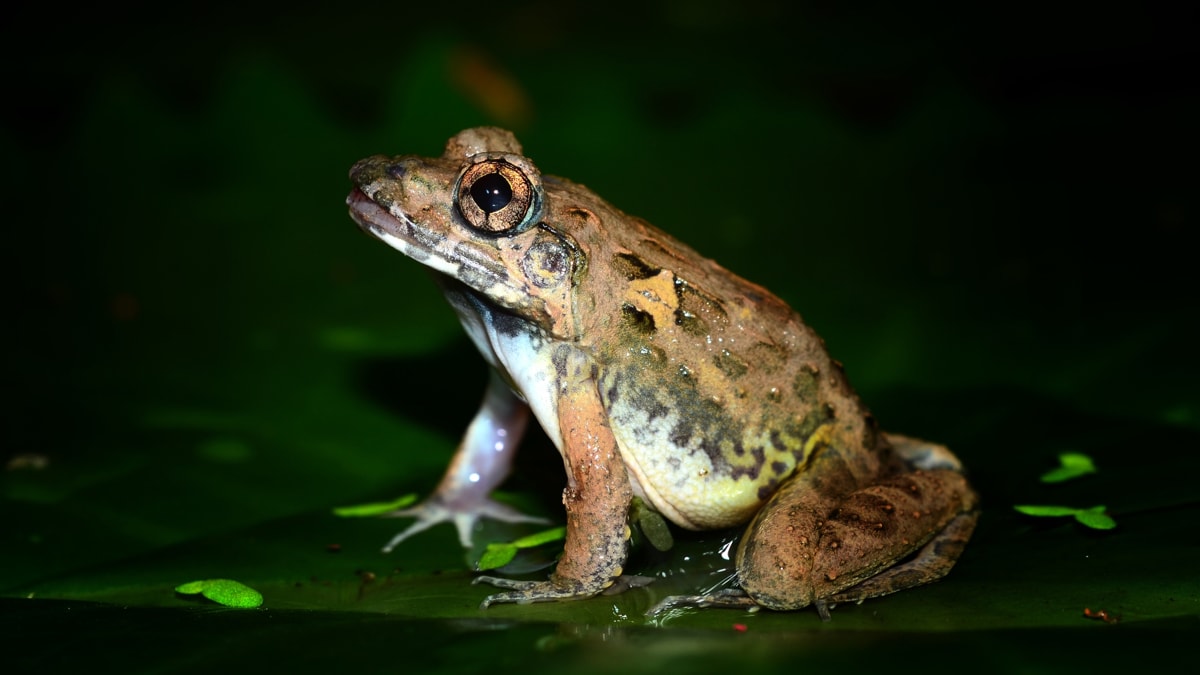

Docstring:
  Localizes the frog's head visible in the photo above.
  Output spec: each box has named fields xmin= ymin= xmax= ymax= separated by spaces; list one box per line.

xmin=347 ymin=127 xmax=582 ymax=338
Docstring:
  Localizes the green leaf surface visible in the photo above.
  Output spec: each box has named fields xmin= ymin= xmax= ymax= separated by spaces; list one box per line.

xmin=1041 ymin=453 xmax=1098 ymax=483
xmin=4 ymin=3 xmax=1197 ymax=673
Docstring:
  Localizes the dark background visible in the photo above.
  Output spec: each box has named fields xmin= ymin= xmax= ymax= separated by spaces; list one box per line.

xmin=3 ymin=2 xmax=1197 ymax=672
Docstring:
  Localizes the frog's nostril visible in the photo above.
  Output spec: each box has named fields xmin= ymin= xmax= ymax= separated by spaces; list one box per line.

xmin=350 ymin=156 xmax=380 ymax=182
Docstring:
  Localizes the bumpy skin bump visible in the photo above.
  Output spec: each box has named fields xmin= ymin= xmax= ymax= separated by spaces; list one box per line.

xmin=346 ymin=128 xmax=978 ymax=613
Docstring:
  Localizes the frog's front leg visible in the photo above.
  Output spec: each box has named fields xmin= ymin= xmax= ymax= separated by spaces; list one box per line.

xmin=737 ymin=441 xmax=978 ymax=614
xmin=382 ymin=370 xmax=546 ymax=552
xmin=476 ymin=352 xmax=632 ymax=607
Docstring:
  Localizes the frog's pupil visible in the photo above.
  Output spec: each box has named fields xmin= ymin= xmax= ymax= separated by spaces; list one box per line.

xmin=471 ymin=173 xmax=513 ymax=214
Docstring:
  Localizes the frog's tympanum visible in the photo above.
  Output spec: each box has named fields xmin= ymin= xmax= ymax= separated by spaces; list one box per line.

xmin=346 ymin=128 xmax=978 ymax=618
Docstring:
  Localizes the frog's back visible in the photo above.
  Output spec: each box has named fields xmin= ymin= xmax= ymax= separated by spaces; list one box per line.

xmin=561 ymin=197 xmax=882 ymax=530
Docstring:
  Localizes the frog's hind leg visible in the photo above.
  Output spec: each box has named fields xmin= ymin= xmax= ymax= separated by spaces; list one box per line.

xmin=828 ymin=509 xmax=978 ymax=606
xmin=737 ymin=454 xmax=978 ymax=615
xmin=814 ymin=433 xmax=980 ymax=603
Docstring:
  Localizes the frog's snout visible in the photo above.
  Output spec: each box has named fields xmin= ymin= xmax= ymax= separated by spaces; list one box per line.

xmin=357 ymin=154 xmax=420 ymax=188
xmin=348 ymin=154 xmax=387 ymax=185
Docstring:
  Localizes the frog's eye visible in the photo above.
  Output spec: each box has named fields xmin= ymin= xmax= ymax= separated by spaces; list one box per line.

xmin=456 ymin=160 xmax=541 ymax=235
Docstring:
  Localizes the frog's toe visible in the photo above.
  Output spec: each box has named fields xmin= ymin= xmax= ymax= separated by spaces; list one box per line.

xmin=468 ymin=499 xmax=550 ymax=527
xmin=472 ymin=575 xmax=538 ymax=591
xmin=601 ymin=574 xmax=655 ymax=595
xmin=383 ymin=497 xmax=548 ymax=551
xmin=381 ymin=515 xmax=442 ymax=553
xmin=474 ymin=576 xmax=609 ymax=608
xmin=814 ymin=600 xmax=833 ymax=622
xmin=645 ymin=588 xmax=758 ymax=616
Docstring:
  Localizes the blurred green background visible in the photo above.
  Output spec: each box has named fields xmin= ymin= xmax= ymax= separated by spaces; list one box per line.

xmin=3 ymin=1 xmax=1197 ymax=672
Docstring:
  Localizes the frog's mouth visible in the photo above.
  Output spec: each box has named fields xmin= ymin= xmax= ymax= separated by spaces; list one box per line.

xmin=346 ymin=188 xmax=415 ymax=245
xmin=346 ymin=188 xmax=473 ymax=282
xmin=347 ymin=188 xmax=538 ymax=320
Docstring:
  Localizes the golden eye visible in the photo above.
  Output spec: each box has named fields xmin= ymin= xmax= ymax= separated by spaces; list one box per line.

xmin=456 ymin=160 xmax=540 ymax=234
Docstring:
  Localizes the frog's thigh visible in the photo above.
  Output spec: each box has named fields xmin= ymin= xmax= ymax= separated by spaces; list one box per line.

xmin=738 ymin=469 xmax=977 ymax=611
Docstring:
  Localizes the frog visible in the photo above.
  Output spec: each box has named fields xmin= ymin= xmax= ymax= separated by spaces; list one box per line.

xmin=345 ymin=127 xmax=979 ymax=618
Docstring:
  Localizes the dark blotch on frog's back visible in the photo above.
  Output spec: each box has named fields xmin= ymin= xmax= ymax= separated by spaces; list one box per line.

xmin=792 ymin=364 xmax=821 ymax=402
xmin=713 ymin=350 xmax=749 ymax=380
xmin=675 ymin=311 xmax=709 ymax=338
xmin=621 ymin=304 xmax=656 ymax=335
xmin=745 ymin=342 xmax=790 ymax=377
xmin=673 ymin=282 xmax=725 ymax=338
xmin=611 ymin=252 xmax=661 ymax=281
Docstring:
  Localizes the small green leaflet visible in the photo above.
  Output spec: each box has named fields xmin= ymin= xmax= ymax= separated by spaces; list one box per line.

xmin=332 ymin=494 xmax=418 ymax=517
xmin=477 ymin=527 xmax=567 ymax=571
xmin=174 ymin=579 xmax=264 ymax=608
xmin=1013 ymin=504 xmax=1117 ymax=530
xmin=1040 ymin=453 xmax=1097 ymax=483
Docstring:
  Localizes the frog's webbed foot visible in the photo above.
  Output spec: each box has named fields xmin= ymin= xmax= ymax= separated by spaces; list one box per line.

xmin=382 ymin=497 xmax=547 ymax=552
xmin=380 ymin=369 xmax=543 ymax=553
xmin=473 ymin=576 xmax=604 ymax=608
xmin=474 ymin=573 xmax=654 ymax=608
xmin=645 ymin=588 xmax=760 ymax=616
xmin=646 ymin=590 xmax=839 ymax=620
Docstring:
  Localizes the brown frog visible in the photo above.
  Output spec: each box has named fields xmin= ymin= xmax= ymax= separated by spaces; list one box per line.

xmin=346 ymin=128 xmax=978 ymax=618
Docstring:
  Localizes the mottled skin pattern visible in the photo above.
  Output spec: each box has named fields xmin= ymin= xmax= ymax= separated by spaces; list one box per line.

xmin=346 ymin=128 xmax=978 ymax=616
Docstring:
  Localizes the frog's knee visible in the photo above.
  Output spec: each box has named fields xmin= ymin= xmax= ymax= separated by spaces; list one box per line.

xmin=734 ymin=506 xmax=823 ymax=611
xmin=884 ymin=433 xmax=964 ymax=472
